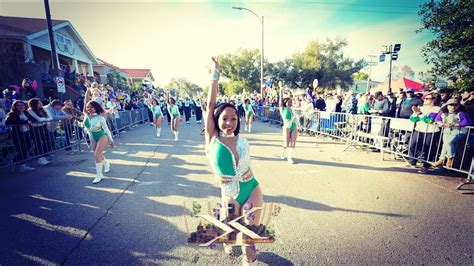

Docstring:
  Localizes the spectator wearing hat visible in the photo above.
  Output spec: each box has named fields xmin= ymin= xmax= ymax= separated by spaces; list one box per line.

xmin=45 ymin=100 xmax=72 ymax=151
xmin=432 ymin=98 xmax=472 ymax=168
xmin=371 ymin=91 xmax=390 ymax=116
xmin=399 ymin=88 xmax=423 ymax=118
xmin=63 ymin=100 xmax=84 ymax=150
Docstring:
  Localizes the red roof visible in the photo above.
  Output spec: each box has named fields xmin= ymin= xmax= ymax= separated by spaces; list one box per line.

xmin=98 ymin=58 xmax=124 ymax=72
xmin=0 ymin=16 xmax=67 ymax=37
xmin=121 ymin=69 xmax=151 ymax=78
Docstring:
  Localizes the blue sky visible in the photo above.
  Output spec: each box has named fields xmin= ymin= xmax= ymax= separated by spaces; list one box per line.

xmin=2 ymin=0 xmax=434 ymax=88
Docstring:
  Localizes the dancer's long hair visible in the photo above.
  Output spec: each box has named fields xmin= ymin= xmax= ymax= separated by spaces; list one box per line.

xmin=282 ymin=97 xmax=292 ymax=107
xmin=86 ymin=100 xmax=105 ymax=115
xmin=213 ymin=103 xmax=240 ymax=136
xmin=28 ymin=98 xmax=48 ymax=117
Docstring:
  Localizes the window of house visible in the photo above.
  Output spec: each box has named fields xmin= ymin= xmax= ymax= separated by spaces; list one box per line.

xmin=55 ymin=33 xmax=74 ymax=50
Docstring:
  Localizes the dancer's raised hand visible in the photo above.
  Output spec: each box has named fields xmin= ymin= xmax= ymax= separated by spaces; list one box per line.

xmin=211 ymin=56 xmax=220 ymax=70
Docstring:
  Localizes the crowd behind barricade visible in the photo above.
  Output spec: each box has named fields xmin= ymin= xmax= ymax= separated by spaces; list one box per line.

xmin=0 ymin=80 xmax=151 ymax=172
xmin=206 ymin=82 xmax=474 ymax=178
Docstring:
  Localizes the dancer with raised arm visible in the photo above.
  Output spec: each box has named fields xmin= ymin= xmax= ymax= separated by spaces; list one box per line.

xmin=145 ymin=93 xmax=164 ymax=137
xmin=243 ymin=91 xmax=256 ymax=133
xmin=205 ymin=57 xmax=263 ymax=264
xmin=166 ymin=91 xmax=181 ymax=141
xmin=279 ymin=82 xmax=298 ymax=163
xmin=83 ymin=86 xmax=115 ymax=184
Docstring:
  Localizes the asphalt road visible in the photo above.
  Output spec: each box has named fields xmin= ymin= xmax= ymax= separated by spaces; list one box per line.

xmin=0 ymin=120 xmax=472 ymax=265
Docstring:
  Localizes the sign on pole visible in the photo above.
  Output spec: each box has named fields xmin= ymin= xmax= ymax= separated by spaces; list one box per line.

xmin=56 ymin=77 xmax=66 ymax=93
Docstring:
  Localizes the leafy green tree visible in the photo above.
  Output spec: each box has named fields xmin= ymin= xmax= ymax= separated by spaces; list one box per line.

xmin=106 ymin=69 xmax=129 ymax=90
xmin=218 ymin=48 xmax=262 ymax=94
xmin=353 ymin=72 xmax=369 ymax=81
xmin=166 ymin=78 xmax=201 ymax=97
xmin=269 ymin=39 xmax=365 ymax=91
xmin=132 ymin=81 xmax=142 ymax=91
xmin=418 ymin=0 xmax=474 ymax=90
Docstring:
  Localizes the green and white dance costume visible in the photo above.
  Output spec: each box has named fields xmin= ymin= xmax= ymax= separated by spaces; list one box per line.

xmin=83 ymin=114 xmax=113 ymax=183
xmin=243 ymin=103 xmax=255 ymax=132
xmin=280 ymin=107 xmax=297 ymax=162
xmin=208 ymin=137 xmax=259 ymax=207
xmin=167 ymin=104 xmax=180 ymax=141
xmin=146 ymin=101 xmax=163 ymax=137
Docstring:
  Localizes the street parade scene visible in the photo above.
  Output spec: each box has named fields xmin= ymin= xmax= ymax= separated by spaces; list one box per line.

xmin=0 ymin=0 xmax=473 ymax=265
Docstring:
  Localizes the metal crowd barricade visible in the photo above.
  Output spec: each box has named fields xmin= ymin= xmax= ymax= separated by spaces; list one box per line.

xmin=299 ymin=110 xmax=474 ymax=181
xmin=0 ymin=119 xmax=83 ymax=169
xmin=0 ymin=109 xmax=150 ymax=170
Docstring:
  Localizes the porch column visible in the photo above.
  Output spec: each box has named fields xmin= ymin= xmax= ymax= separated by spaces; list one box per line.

xmin=23 ymin=43 xmax=35 ymax=63
xmin=72 ymin=59 xmax=79 ymax=72
xmin=88 ymin=64 xmax=94 ymax=76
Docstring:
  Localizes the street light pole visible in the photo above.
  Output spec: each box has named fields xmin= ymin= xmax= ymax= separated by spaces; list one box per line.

xmin=232 ymin=7 xmax=264 ymax=98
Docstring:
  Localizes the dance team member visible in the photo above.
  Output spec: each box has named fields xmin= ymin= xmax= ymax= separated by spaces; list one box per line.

xmin=279 ymin=84 xmax=298 ymax=163
xmin=204 ymin=57 xmax=263 ymax=264
xmin=83 ymin=86 xmax=114 ymax=184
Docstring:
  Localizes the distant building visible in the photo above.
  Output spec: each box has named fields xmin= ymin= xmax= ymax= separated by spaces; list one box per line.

xmin=0 ymin=15 xmax=100 ymax=99
xmin=93 ymin=59 xmax=131 ymax=89
xmin=121 ymin=69 xmax=155 ymax=89
xmin=351 ymin=80 xmax=381 ymax=94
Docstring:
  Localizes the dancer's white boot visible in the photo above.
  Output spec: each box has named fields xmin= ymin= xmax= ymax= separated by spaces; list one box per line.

xmin=287 ymin=148 xmax=295 ymax=164
xmin=103 ymin=159 xmax=110 ymax=173
xmin=280 ymin=147 xmax=286 ymax=160
xmin=93 ymin=162 xmax=104 ymax=184
xmin=156 ymin=127 xmax=161 ymax=137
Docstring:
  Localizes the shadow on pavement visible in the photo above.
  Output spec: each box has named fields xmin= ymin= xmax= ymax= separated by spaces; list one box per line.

xmin=264 ymin=195 xmax=410 ymax=218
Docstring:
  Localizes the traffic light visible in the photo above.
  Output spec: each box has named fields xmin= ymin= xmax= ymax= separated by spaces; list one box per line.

xmin=394 ymin=44 xmax=401 ymax=52
xmin=379 ymin=54 xmax=385 ymax=62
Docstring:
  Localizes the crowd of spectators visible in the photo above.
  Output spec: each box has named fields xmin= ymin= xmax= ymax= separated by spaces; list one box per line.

xmin=0 ymin=79 xmax=152 ymax=172
xmin=212 ymin=83 xmax=474 ymax=173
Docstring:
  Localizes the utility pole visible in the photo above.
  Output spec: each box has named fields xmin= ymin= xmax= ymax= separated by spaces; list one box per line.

xmin=366 ymin=52 xmax=376 ymax=93
xmin=44 ymin=0 xmax=59 ymax=73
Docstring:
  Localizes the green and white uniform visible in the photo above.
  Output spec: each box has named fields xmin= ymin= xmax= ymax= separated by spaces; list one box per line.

xmin=281 ymin=107 xmax=297 ymax=133
xmin=207 ymin=137 xmax=259 ymax=206
xmin=84 ymin=115 xmax=113 ymax=142
xmin=167 ymin=104 xmax=180 ymax=119
xmin=243 ymin=103 xmax=254 ymax=117
xmin=145 ymin=99 xmax=163 ymax=119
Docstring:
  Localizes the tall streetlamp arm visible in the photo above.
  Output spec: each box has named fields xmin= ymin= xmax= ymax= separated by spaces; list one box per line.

xmin=232 ymin=6 xmax=261 ymax=22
